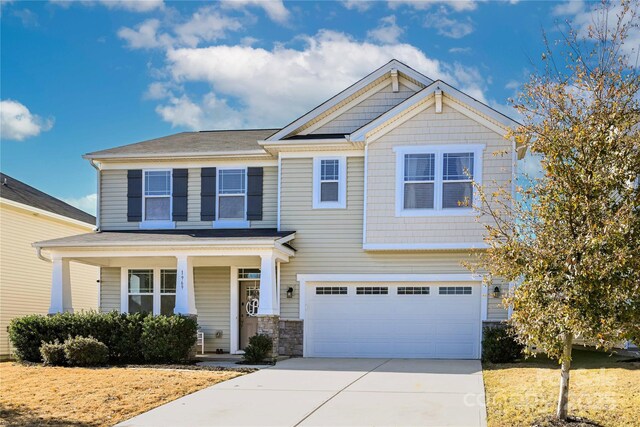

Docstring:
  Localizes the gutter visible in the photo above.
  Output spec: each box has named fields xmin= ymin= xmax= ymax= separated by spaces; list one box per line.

xmin=36 ymin=247 xmax=51 ymax=263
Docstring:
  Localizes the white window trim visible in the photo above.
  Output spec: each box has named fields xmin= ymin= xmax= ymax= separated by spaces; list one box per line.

xmin=394 ymin=144 xmax=485 ymax=217
xmin=312 ymin=156 xmax=347 ymax=209
xmin=121 ymin=267 xmax=177 ymax=315
xmin=214 ymin=167 xmax=249 ymax=229
xmin=140 ymin=169 xmax=175 ymax=229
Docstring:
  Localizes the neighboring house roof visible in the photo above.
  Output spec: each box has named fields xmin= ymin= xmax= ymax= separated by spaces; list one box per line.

xmin=84 ymin=129 xmax=279 ymax=160
xmin=33 ymin=228 xmax=296 ymax=248
xmin=0 ymin=172 xmax=96 ymax=225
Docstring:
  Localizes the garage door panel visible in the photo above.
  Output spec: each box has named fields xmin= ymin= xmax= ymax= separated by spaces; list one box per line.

xmin=305 ymin=282 xmax=481 ymax=359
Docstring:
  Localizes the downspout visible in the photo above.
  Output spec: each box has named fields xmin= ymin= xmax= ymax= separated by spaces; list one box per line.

xmin=36 ymin=246 xmax=51 ymax=263
xmin=89 ymin=159 xmax=101 ymax=231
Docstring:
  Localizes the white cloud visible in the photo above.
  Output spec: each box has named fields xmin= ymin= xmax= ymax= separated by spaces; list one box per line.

xmin=505 ymin=80 xmax=519 ymax=90
xmin=221 ymin=0 xmax=289 ymax=25
xmin=552 ymin=0 xmax=585 ymax=17
xmin=388 ymin=0 xmax=478 ymax=12
xmin=174 ymin=7 xmax=242 ymax=47
xmin=341 ymin=0 xmax=373 ymax=12
xmin=367 ymin=15 xmax=403 ymax=44
xmin=50 ymin=0 xmax=164 ymax=13
xmin=0 ymin=100 xmax=53 ymax=141
xmin=62 ymin=193 xmax=97 ymax=215
xmin=118 ymin=7 xmax=243 ymax=50
xmin=449 ymin=47 xmax=471 ymax=54
xmin=424 ymin=11 xmax=474 ymax=39
xmin=153 ymin=30 xmax=489 ymax=130
xmin=117 ymin=18 xmax=171 ymax=49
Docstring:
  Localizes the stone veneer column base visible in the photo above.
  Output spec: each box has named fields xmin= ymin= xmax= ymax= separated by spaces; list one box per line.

xmin=278 ymin=320 xmax=303 ymax=356
xmin=257 ymin=315 xmax=280 ymax=358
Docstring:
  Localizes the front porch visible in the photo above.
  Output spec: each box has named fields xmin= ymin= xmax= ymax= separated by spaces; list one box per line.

xmin=33 ymin=229 xmax=296 ymax=355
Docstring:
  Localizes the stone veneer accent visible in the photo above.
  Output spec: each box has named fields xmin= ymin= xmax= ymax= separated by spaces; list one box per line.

xmin=278 ymin=320 xmax=303 ymax=356
xmin=257 ymin=315 xmax=280 ymax=358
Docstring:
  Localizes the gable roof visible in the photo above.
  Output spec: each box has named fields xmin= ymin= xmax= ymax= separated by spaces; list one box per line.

xmin=349 ymin=80 xmax=524 ymax=156
xmin=0 ymin=173 xmax=96 ymax=225
xmin=84 ymin=129 xmax=279 ymax=160
xmin=266 ymin=59 xmax=433 ymax=141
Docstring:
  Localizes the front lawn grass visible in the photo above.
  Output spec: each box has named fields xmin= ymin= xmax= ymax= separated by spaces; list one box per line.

xmin=483 ymin=349 xmax=640 ymax=427
xmin=0 ymin=362 xmax=243 ymax=426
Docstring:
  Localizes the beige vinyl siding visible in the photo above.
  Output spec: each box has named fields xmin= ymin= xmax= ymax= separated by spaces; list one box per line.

xmin=365 ymin=103 xmax=513 ymax=245
xmin=100 ymin=167 xmax=277 ymax=230
xmin=0 ymin=204 xmax=98 ymax=359
xmin=194 ymin=267 xmax=231 ymax=353
xmin=312 ymin=83 xmax=415 ymax=135
xmin=487 ymin=280 xmax=510 ymax=321
xmin=99 ymin=267 xmax=121 ymax=313
xmin=278 ymin=156 xmax=508 ymax=321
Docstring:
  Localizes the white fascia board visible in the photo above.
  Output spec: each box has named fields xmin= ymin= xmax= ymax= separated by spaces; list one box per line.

xmin=267 ymin=60 xmax=433 ymax=141
xmin=297 ymin=273 xmax=483 ymax=282
xmin=83 ymin=150 xmax=271 ymax=161
xmin=279 ymin=150 xmax=364 ymax=159
xmin=0 ymin=198 xmax=95 ymax=230
xmin=99 ymin=159 xmax=278 ymax=170
xmin=362 ymin=242 xmax=489 ymax=250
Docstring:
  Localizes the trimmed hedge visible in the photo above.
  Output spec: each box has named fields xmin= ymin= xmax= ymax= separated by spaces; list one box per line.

xmin=40 ymin=340 xmax=66 ymax=366
xmin=141 ymin=315 xmax=199 ymax=363
xmin=8 ymin=311 xmax=197 ymax=364
xmin=482 ymin=324 xmax=524 ymax=363
xmin=64 ymin=336 xmax=109 ymax=367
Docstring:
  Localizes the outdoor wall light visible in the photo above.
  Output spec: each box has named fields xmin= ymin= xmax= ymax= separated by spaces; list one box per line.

xmin=492 ymin=286 xmax=501 ymax=298
xmin=286 ymin=287 xmax=294 ymax=299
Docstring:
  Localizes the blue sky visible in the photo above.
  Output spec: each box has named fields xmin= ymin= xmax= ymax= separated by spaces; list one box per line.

xmin=1 ymin=0 xmax=595 ymax=214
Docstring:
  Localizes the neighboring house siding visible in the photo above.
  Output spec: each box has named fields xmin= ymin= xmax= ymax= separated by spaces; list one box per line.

xmin=194 ymin=267 xmax=231 ymax=353
xmin=100 ymin=166 xmax=278 ymax=230
xmin=278 ymin=156 xmax=508 ymax=321
xmin=365 ymin=103 xmax=512 ymax=245
xmin=0 ymin=204 xmax=98 ymax=359
xmin=99 ymin=267 xmax=121 ymax=313
xmin=311 ymin=83 xmax=416 ymax=135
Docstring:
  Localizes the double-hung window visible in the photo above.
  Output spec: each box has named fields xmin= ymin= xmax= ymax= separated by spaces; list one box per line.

xmin=313 ymin=157 xmax=346 ymax=208
xmin=395 ymin=144 xmax=484 ymax=216
xmin=143 ymin=170 xmax=172 ymax=222
xmin=125 ymin=268 xmax=177 ymax=315
xmin=217 ymin=169 xmax=247 ymax=224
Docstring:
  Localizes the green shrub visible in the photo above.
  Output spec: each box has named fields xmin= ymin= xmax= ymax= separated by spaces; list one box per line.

xmin=40 ymin=340 xmax=67 ymax=366
xmin=64 ymin=336 xmax=109 ymax=367
xmin=243 ymin=334 xmax=273 ymax=364
xmin=141 ymin=315 xmax=198 ymax=363
xmin=482 ymin=325 xmax=524 ymax=363
xmin=9 ymin=311 xmax=167 ymax=364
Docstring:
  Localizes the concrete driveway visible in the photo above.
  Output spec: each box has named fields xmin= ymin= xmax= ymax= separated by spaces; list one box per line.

xmin=118 ymin=358 xmax=486 ymax=427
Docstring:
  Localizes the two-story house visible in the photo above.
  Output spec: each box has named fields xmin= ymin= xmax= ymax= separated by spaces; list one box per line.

xmin=34 ymin=60 xmax=523 ymax=359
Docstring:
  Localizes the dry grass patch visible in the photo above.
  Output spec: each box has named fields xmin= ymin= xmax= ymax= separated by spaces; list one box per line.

xmin=483 ymin=349 xmax=640 ymax=427
xmin=0 ymin=362 xmax=243 ymax=426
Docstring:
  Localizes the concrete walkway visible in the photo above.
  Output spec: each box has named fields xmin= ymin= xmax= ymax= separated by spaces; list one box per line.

xmin=118 ymin=358 xmax=487 ymax=427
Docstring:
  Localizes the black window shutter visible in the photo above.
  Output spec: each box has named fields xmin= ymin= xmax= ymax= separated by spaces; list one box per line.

xmin=247 ymin=167 xmax=263 ymax=221
xmin=172 ymin=169 xmax=188 ymax=221
xmin=127 ymin=170 xmax=142 ymax=222
xmin=201 ymin=167 xmax=216 ymax=221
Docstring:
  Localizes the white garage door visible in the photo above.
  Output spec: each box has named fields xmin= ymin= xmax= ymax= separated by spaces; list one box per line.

xmin=304 ymin=283 xmax=481 ymax=359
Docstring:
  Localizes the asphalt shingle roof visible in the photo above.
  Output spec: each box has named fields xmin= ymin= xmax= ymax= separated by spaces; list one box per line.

xmin=0 ymin=172 xmax=96 ymax=225
xmin=84 ymin=129 xmax=280 ymax=159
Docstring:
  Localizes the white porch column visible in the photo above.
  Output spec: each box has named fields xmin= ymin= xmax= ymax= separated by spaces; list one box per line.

xmin=258 ymin=252 xmax=279 ymax=316
xmin=174 ymin=255 xmax=197 ymax=315
xmin=49 ymin=257 xmax=73 ymax=314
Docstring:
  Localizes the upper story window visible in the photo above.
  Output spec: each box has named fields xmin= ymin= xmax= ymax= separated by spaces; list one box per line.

xmin=395 ymin=144 xmax=484 ymax=217
xmin=217 ymin=168 xmax=247 ymax=224
xmin=313 ymin=157 xmax=346 ymax=209
xmin=143 ymin=170 xmax=172 ymax=221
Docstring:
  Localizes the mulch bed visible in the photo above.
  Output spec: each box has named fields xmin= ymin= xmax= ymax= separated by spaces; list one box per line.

xmin=532 ymin=416 xmax=604 ymax=427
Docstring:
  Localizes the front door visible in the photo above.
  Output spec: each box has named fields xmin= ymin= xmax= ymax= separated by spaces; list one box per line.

xmin=239 ymin=280 xmax=260 ymax=350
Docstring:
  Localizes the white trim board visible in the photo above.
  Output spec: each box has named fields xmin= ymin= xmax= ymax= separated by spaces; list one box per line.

xmin=363 ymin=243 xmax=489 ymax=250
xmin=0 ymin=198 xmax=96 ymax=230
